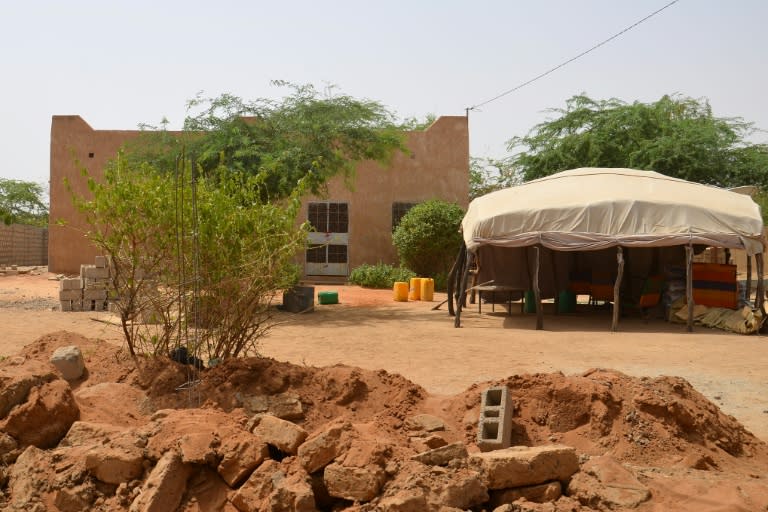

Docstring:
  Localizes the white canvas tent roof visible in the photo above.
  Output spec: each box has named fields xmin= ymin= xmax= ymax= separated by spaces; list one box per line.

xmin=462 ymin=168 xmax=765 ymax=255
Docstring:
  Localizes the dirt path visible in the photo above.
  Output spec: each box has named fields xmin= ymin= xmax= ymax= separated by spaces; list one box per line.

xmin=2 ymin=272 xmax=767 ymax=442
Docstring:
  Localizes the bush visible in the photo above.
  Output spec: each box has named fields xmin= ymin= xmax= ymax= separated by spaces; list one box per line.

xmin=392 ymin=199 xmax=464 ymax=279
xmin=349 ymin=263 xmax=416 ymax=289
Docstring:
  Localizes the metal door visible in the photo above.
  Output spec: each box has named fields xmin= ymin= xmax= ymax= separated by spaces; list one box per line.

xmin=306 ymin=202 xmax=349 ymax=276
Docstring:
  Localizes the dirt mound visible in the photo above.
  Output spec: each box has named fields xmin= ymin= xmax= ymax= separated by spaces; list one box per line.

xmin=1 ymin=333 xmax=767 ymax=511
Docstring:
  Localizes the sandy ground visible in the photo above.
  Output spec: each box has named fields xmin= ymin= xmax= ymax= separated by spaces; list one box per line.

xmin=2 ymin=270 xmax=767 ymax=442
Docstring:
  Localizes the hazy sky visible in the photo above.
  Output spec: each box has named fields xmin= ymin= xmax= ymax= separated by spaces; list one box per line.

xmin=2 ymin=1 xmax=767 ymax=193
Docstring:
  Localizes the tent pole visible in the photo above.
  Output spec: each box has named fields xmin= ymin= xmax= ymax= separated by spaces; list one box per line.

xmin=612 ymin=247 xmax=624 ymax=332
xmin=533 ymin=246 xmax=543 ymax=330
xmin=746 ymin=256 xmax=753 ymax=305
xmin=686 ymin=244 xmax=694 ymax=333
xmin=454 ymin=251 xmax=473 ymax=328
xmin=447 ymin=243 xmax=465 ymax=317
xmin=756 ymin=253 xmax=765 ymax=315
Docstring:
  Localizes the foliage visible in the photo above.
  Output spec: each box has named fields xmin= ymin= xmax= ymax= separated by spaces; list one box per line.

xmin=124 ymin=83 xmax=408 ymax=202
xmin=71 ymin=153 xmax=308 ymax=360
xmin=348 ymin=263 xmax=415 ymax=289
xmin=469 ymin=157 xmax=521 ymax=201
xmin=0 ymin=178 xmax=48 ymax=226
xmin=507 ymin=94 xmax=768 ymax=188
xmin=392 ymin=199 xmax=465 ymax=279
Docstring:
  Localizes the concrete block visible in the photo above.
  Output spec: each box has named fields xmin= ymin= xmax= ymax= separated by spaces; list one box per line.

xmin=80 ymin=264 xmax=93 ymax=279
xmin=84 ymin=266 xmax=109 ymax=279
xmin=59 ymin=290 xmax=83 ymax=301
xmin=84 ymin=277 xmax=108 ymax=289
xmin=60 ymin=278 xmax=82 ymax=291
xmin=84 ymin=289 xmax=107 ymax=301
xmin=50 ymin=345 xmax=85 ymax=380
xmin=71 ymin=300 xmax=84 ymax=312
xmin=60 ymin=300 xmax=72 ymax=312
xmin=477 ymin=386 xmax=514 ymax=452
xmin=94 ymin=255 xmax=108 ymax=268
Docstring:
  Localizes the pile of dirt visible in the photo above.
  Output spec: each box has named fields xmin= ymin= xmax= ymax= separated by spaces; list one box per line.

xmin=0 ymin=331 xmax=767 ymax=511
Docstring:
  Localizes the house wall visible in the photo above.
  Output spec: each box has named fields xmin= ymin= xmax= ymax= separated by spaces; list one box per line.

xmin=298 ymin=116 xmax=469 ymax=273
xmin=49 ymin=115 xmax=469 ymax=276
xmin=49 ymin=115 xmax=142 ymax=273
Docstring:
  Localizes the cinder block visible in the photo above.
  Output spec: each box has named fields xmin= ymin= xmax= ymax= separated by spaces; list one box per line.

xmin=60 ymin=300 xmax=72 ymax=312
xmin=60 ymin=278 xmax=83 ymax=291
xmin=94 ymin=255 xmax=108 ymax=268
xmin=477 ymin=386 xmax=514 ymax=452
xmin=80 ymin=264 xmax=93 ymax=279
xmin=84 ymin=278 xmax=108 ymax=289
xmin=71 ymin=300 xmax=84 ymax=312
xmin=84 ymin=266 xmax=109 ymax=279
xmin=59 ymin=290 xmax=83 ymax=301
xmin=83 ymin=289 xmax=108 ymax=301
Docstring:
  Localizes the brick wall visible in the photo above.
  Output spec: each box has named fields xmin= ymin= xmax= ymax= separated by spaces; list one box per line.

xmin=0 ymin=224 xmax=48 ymax=266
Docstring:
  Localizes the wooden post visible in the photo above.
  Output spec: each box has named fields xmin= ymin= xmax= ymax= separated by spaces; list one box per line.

xmin=756 ymin=253 xmax=765 ymax=315
xmin=612 ymin=247 xmax=624 ymax=332
xmin=686 ymin=244 xmax=694 ymax=333
xmin=455 ymin=252 xmax=474 ymax=328
xmin=746 ymin=256 xmax=753 ymax=305
xmin=533 ymin=246 xmax=543 ymax=330
xmin=447 ymin=244 xmax=466 ymax=317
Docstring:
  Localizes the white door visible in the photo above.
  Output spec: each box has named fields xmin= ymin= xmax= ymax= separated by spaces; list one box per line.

xmin=306 ymin=202 xmax=349 ymax=276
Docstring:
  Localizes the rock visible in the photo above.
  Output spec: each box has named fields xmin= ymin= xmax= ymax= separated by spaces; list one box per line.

xmin=129 ymin=451 xmax=192 ymax=512
xmin=217 ymin=431 xmax=269 ymax=487
xmin=231 ymin=459 xmax=315 ymax=512
xmin=377 ymin=491 xmax=428 ymax=512
xmin=489 ymin=481 xmax=562 ymax=507
xmin=178 ymin=430 xmax=219 ymax=465
xmin=297 ymin=422 xmax=349 ymax=474
xmin=432 ymin=467 xmax=489 ymax=510
xmin=7 ymin=445 xmax=47 ymax=510
xmin=0 ymin=361 xmax=56 ymax=419
xmin=405 ymin=413 xmax=446 ymax=432
xmin=324 ymin=462 xmax=386 ymax=502
xmin=567 ymin=455 xmax=650 ymax=509
xmin=53 ymin=483 xmax=96 ymax=512
xmin=50 ymin=345 xmax=85 ymax=381
xmin=0 ymin=431 xmax=19 ymax=464
xmin=469 ymin=445 xmax=579 ymax=490
xmin=231 ymin=459 xmax=281 ymax=510
xmin=411 ymin=441 xmax=468 ymax=466
xmin=60 ymin=421 xmax=128 ymax=447
xmin=249 ymin=414 xmax=308 ymax=454
xmin=410 ymin=433 xmax=447 ymax=452
xmin=239 ymin=392 xmax=304 ymax=420
xmin=0 ymin=379 xmax=79 ymax=448
xmin=85 ymin=445 xmax=144 ymax=484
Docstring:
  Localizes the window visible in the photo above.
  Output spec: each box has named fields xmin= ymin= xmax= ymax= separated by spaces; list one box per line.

xmin=392 ymin=202 xmax=417 ymax=231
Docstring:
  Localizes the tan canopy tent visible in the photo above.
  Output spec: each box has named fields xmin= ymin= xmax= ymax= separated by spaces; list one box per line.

xmin=449 ymin=168 xmax=766 ymax=331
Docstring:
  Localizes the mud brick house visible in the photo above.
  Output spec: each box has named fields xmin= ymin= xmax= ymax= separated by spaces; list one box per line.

xmin=49 ymin=115 xmax=469 ymax=278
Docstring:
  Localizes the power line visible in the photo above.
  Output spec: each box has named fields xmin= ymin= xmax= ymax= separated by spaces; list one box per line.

xmin=467 ymin=0 xmax=681 ymax=112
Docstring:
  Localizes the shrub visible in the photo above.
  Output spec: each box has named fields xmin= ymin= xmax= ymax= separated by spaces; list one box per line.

xmin=392 ymin=199 xmax=464 ymax=279
xmin=349 ymin=263 xmax=416 ymax=289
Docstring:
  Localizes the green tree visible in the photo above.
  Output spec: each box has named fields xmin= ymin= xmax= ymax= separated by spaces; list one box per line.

xmin=125 ymin=83 xmax=408 ymax=201
xmin=469 ymin=157 xmax=521 ymax=200
xmin=507 ymin=94 xmax=768 ymax=187
xmin=0 ymin=178 xmax=48 ymax=226
xmin=392 ymin=199 xmax=465 ymax=285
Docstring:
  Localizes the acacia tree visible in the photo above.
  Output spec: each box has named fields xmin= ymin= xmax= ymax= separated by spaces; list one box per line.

xmin=126 ymin=82 xmax=408 ymax=201
xmin=0 ymin=178 xmax=48 ymax=226
xmin=506 ymin=94 xmax=768 ymax=187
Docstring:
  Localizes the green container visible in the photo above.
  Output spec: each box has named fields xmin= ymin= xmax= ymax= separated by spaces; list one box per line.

xmin=557 ymin=290 xmax=576 ymax=313
xmin=524 ymin=290 xmax=536 ymax=313
xmin=318 ymin=290 xmax=339 ymax=305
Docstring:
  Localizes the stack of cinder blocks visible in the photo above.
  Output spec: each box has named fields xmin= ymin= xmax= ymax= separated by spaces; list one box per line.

xmin=59 ymin=255 xmax=111 ymax=312
xmin=477 ymin=386 xmax=514 ymax=452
